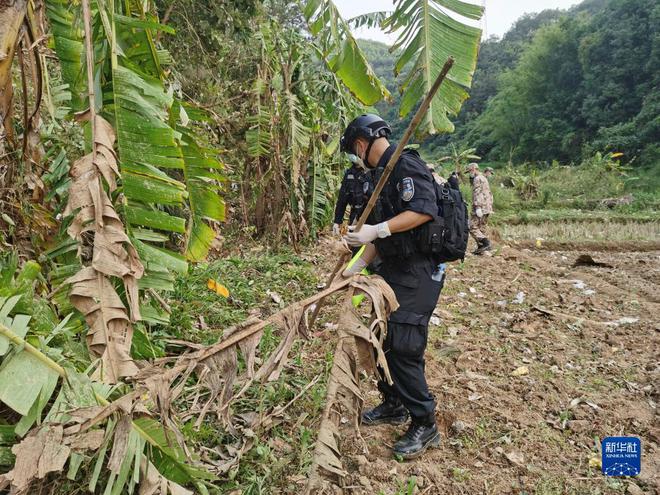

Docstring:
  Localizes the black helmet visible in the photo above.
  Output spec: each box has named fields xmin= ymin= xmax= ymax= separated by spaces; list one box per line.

xmin=340 ymin=114 xmax=391 ymax=153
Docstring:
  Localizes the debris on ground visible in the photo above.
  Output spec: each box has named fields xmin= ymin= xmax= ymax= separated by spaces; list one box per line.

xmin=573 ymin=254 xmax=614 ymax=268
xmin=339 ymin=244 xmax=659 ymax=495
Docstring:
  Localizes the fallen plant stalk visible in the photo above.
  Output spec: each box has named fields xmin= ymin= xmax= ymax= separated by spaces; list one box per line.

xmin=0 ymin=322 xmax=150 ymax=440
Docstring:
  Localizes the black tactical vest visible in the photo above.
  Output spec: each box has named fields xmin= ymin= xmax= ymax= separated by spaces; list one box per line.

xmin=366 ymin=165 xmax=423 ymax=260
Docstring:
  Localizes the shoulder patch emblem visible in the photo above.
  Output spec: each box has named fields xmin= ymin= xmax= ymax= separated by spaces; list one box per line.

xmin=401 ymin=177 xmax=414 ymax=202
xmin=347 ymin=174 xmax=354 ymax=179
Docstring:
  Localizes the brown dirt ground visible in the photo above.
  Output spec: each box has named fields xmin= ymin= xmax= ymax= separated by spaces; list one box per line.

xmin=336 ymin=243 xmax=659 ymax=495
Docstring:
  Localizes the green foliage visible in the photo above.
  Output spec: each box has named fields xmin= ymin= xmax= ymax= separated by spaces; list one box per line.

xmin=0 ymin=426 xmax=15 ymax=467
xmin=474 ymin=19 xmax=586 ymax=163
xmin=0 ymin=254 xmax=212 ymax=492
xmin=489 ymin=179 xmax=520 ymax=213
xmin=466 ymin=0 xmax=658 ymax=166
xmin=347 ymin=11 xmax=390 ymax=30
xmin=305 ymin=0 xmax=484 ymax=142
xmin=406 ymin=7 xmax=566 ymax=157
xmin=536 ymin=154 xmax=626 ymax=207
xmin=177 ymin=118 xmax=227 ymax=261
xmin=239 ymin=17 xmax=359 ymax=237
xmin=46 ymin=0 xmax=87 ymax=113
xmin=164 ymin=248 xmax=327 ymax=494
xmin=0 ymin=298 xmax=59 ymax=428
xmin=303 ymin=0 xmax=391 ymax=106
xmin=482 ymin=152 xmax=660 ymax=225
xmin=383 ymin=0 xmax=484 ymax=136
xmin=308 ymin=153 xmax=336 ymax=233
xmin=46 ymin=0 xmax=226 ymax=276
xmin=437 ymin=144 xmax=480 ymax=172
xmin=166 ymin=248 xmax=319 ymax=344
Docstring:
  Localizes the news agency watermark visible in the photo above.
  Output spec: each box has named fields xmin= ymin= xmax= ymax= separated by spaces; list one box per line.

xmin=602 ymin=437 xmax=641 ymax=477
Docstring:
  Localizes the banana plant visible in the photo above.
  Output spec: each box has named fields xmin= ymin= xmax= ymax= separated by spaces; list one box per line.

xmin=45 ymin=0 xmax=225 ymax=276
xmin=304 ymin=0 xmax=484 ymax=137
xmin=438 ymin=144 xmax=481 ymax=173
xmin=244 ymin=20 xmax=355 ymax=238
xmin=302 ymin=0 xmax=391 ymax=106
xmin=0 ymin=295 xmax=214 ymax=494
xmin=384 ymin=0 xmax=484 ymax=135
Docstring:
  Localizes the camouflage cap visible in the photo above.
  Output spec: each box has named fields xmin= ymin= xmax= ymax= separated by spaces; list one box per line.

xmin=484 ymin=167 xmax=495 ymax=174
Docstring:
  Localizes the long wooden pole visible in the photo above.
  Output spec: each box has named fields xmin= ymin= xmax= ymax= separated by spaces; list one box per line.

xmin=309 ymin=57 xmax=455 ymax=327
xmin=354 ymin=56 xmax=454 ymax=229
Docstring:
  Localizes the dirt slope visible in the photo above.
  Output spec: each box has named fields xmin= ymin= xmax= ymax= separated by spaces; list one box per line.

xmin=340 ymin=245 xmax=659 ymax=495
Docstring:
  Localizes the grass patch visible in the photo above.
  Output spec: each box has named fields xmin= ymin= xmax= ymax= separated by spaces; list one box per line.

xmin=165 ymin=248 xmax=319 ymax=344
xmin=470 ymin=155 xmax=660 ymax=230
xmin=158 ymin=247 xmax=328 ymax=493
xmin=450 ymin=467 xmax=471 ymax=482
xmin=494 ymin=208 xmax=660 ymax=226
xmin=500 ymin=220 xmax=659 ymax=243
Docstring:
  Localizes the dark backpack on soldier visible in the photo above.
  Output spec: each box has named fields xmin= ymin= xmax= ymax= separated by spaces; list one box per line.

xmin=434 ymin=183 xmax=469 ymax=262
xmin=417 ymin=181 xmax=469 ymax=262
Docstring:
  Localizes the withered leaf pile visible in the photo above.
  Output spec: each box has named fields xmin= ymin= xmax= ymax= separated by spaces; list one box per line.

xmin=1 ymin=263 xmax=397 ymax=494
xmin=133 ymin=273 xmax=398 ymax=490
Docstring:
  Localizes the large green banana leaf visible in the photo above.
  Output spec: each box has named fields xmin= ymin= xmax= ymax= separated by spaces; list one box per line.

xmin=46 ymin=0 xmax=87 ymax=112
xmin=45 ymin=1 xmax=224 ymax=280
xmin=383 ymin=0 xmax=484 ymax=135
xmin=177 ymin=122 xmax=226 ymax=262
xmin=0 ymin=303 xmax=212 ymax=492
xmin=303 ymin=0 xmax=391 ymax=105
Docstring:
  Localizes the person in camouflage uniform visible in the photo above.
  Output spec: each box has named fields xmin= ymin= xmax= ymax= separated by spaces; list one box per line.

xmin=467 ymin=163 xmax=493 ymax=254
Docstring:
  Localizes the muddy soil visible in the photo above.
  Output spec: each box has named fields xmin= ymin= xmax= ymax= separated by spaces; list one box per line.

xmin=338 ymin=244 xmax=659 ymax=495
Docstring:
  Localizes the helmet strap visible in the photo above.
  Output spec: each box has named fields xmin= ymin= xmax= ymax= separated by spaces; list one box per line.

xmin=364 ymin=138 xmax=376 ymax=168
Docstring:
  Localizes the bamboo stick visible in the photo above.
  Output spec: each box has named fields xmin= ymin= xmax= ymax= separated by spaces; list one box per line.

xmin=353 ymin=57 xmax=454 ymax=230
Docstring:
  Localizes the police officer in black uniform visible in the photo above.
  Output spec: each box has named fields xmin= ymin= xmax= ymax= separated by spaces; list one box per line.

xmin=340 ymin=114 xmax=445 ymax=459
xmin=332 ymin=163 xmax=368 ymax=236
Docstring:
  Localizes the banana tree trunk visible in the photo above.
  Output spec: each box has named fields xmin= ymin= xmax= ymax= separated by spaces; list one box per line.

xmin=0 ymin=0 xmax=27 ymax=151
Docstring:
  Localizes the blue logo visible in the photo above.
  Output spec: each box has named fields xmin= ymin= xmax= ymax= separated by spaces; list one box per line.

xmin=602 ymin=437 xmax=641 ymax=476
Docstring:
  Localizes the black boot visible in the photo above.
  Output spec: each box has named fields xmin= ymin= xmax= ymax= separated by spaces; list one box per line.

xmin=472 ymin=238 xmax=484 ymax=255
xmin=392 ymin=418 xmax=440 ymax=459
xmin=474 ymin=237 xmax=491 ymax=255
xmin=362 ymin=397 xmax=409 ymax=426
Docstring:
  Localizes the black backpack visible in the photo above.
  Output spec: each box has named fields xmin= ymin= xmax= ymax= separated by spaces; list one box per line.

xmin=417 ymin=181 xmax=469 ymax=262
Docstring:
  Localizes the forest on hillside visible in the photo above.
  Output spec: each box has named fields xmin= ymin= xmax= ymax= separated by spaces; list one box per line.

xmin=363 ymin=0 xmax=659 ymax=169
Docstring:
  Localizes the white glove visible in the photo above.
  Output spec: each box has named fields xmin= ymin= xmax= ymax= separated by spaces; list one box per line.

xmin=476 ymin=207 xmax=483 ymax=218
xmin=344 ymin=222 xmax=391 ymax=247
xmin=332 ymin=223 xmax=341 ymax=236
xmin=342 ymin=256 xmax=369 ymax=277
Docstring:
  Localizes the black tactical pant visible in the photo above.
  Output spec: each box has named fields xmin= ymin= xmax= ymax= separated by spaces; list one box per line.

xmin=376 ymin=254 xmax=444 ymax=421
